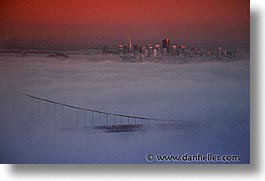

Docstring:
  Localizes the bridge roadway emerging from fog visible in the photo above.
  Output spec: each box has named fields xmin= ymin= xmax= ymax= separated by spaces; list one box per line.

xmin=23 ymin=94 xmax=195 ymax=132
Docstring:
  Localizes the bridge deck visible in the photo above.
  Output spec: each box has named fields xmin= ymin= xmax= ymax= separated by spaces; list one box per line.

xmin=93 ymin=124 xmax=143 ymax=132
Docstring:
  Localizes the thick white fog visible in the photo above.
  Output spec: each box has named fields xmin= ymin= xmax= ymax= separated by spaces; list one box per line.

xmin=0 ymin=52 xmax=249 ymax=163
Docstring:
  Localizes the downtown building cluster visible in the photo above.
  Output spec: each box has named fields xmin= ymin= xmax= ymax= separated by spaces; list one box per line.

xmin=102 ymin=38 xmax=240 ymax=62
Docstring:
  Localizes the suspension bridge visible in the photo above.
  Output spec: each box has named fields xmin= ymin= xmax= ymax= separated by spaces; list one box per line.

xmin=23 ymin=94 xmax=196 ymax=132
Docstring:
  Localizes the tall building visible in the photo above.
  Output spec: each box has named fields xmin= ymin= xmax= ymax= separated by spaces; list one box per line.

xmin=128 ymin=37 xmax=132 ymax=53
xmin=162 ymin=38 xmax=170 ymax=54
xmin=216 ymin=47 xmax=222 ymax=58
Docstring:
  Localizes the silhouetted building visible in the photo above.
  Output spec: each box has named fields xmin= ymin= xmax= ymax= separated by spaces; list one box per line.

xmin=143 ymin=47 xmax=148 ymax=58
xmin=171 ymin=45 xmax=178 ymax=56
xmin=153 ymin=48 xmax=158 ymax=57
xmin=138 ymin=46 xmax=143 ymax=54
xmin=179 ymin=45 xmax=187 ymax=54
xmin=102 ymin=45 xmax=108 ymax=54
xmin=216 ymin=47 xmax=222 ymax=58
xmin=162 ymin=38 xmax=170 ymax=54
xmin=117 ymin=44 xmax=123 ymax=54
xmin=227 ymin=49 xmax=239 ymax=58
xmin=123 ymin=46 xmax=128 ymax=54
xmin=133 ymin=44 xmax=138 ymax=54
xmin=154 ymin=44 xmax=160 ymax=56
xmin=162 ymin=48 xmax=167 ymax=57
xmin=148 ymin=44 xmax=153 ymax=57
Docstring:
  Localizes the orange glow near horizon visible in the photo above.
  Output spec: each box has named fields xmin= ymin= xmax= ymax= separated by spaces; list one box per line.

xmin=0 ymin=0 xmax=249 ymax=48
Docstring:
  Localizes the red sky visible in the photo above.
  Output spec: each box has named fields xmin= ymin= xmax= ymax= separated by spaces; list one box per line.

xmin=0 ymin=0 xmax=249 ymax=48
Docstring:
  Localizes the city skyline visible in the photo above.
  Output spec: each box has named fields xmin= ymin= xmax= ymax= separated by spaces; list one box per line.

xmin=0 ymin=0 xmax=249 ymax=49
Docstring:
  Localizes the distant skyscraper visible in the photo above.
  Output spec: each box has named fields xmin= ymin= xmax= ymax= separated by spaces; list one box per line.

xmin=155 ymin=44 xmax=161 ymax=56
xmin=128 ymin=37 xmax=132 ymax=53
xmin=153 ymin=48 xmax=158 ymax=57
xmin=162 ymin=38 xmax=170 ymax=54
xmin=217 ymin=47 xmax=222 ymax=58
